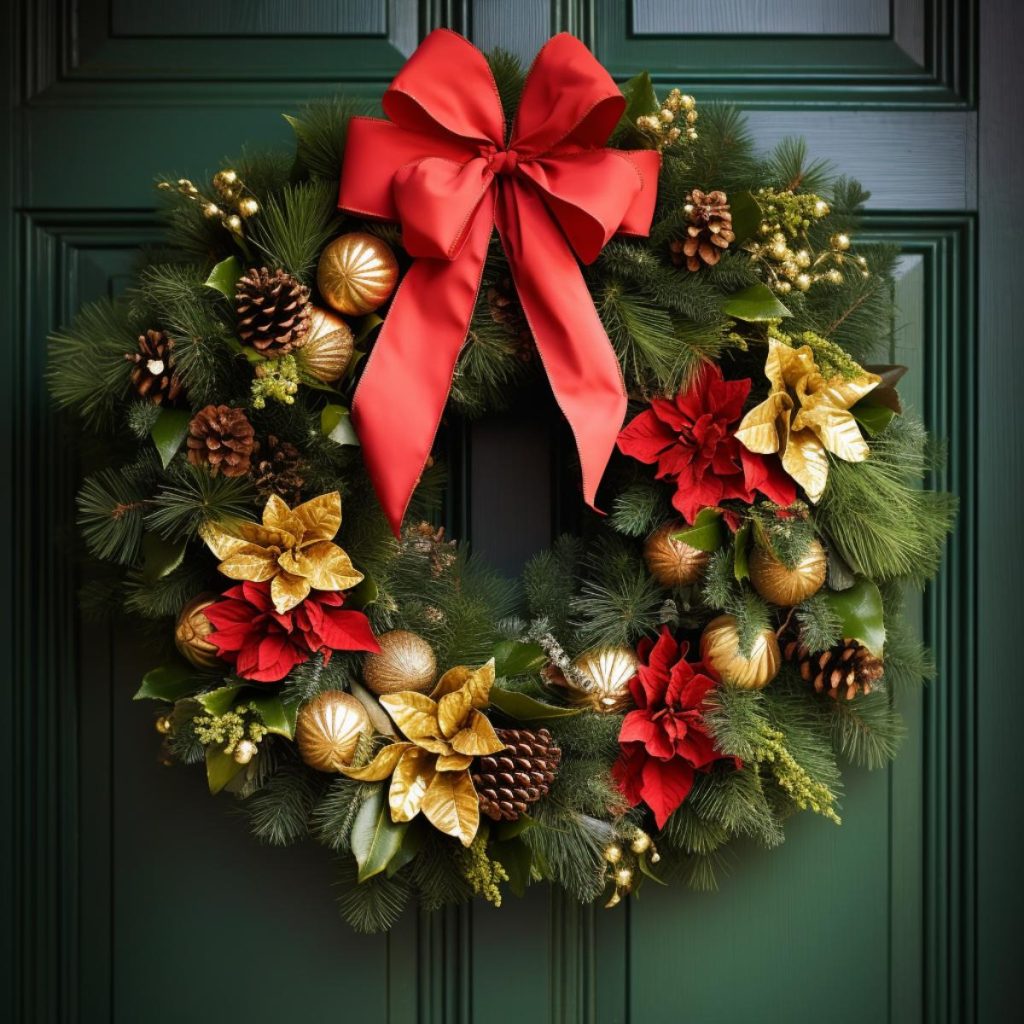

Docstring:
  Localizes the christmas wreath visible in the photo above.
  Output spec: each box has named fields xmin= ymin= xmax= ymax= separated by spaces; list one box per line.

xmin=49 ymin=31 xmax=955 ymax=932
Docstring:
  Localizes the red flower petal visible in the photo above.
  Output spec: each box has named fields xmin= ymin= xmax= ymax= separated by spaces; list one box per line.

xmin=617 ymin=409 xmax=675 ymax=464
xmin=317 ymin=609 xmax=382 ymax=654
xmin=740 ymin=447 xmax=797 ymax=508
xmin=639 ymin=756 xmax=696 ymax=829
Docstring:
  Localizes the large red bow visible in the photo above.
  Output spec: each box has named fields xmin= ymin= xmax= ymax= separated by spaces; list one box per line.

xmin=339 ymin=30 xmax=661 ymax=533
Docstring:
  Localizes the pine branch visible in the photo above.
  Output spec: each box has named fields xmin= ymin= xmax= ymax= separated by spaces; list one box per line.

xmin=144 ymin=464 xmax=258 ymax=542
xmin=336 ymin=857 xmax=411 ymax=933
xmin=251 ymin=181 xmax=340 ymax=284
xmin=77 ymin=467 xmax=149 ymax=565
xmin=245 ymin=763 xmax=322 ymax=845
xmin=287 ymin=97 xmax=375 ymax=181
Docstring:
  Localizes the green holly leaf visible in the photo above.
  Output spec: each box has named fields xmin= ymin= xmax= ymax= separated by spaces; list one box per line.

xmin=149 ymin=407 xmax=191 ymax=468
xmin=488 ymin=687 xmax=581 ymax=721
xmin=351 ymin=786 xmax=408 ymax=882
xmin=733 ymin=522 xmax=752 ymax=582
xmin=722 ymin=283 xmax=792 ymax=322
xmin=206 ymin=746 xmax=245 ymax=794
xmin=195 ymin=684 xmax=242 ymax=717
xmin=493 ymin=640 xmax=547 ymax=679
xmin=140 ymin=532 xmax=186 ymax=585
xmin=825 ymin=579 xmax=886 ymax=656
xmin=134 ymin=663 xmax=204 ymax=703
xmin=621 ymin=70 xmax=659 ymax=122
xmin=321 ymin=403 xmax=360 ymax=446
xmin=249 ymin=694 xmax=298 ymax=740
xmin=671 ymin=508 xmax=725 ymax=552
xmin=204 ymin=255 xmax=242 ymax=299
xmin=729 ymin=191 xmax=763 ymax=245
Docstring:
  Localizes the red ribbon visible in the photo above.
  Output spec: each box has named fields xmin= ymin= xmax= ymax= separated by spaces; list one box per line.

xmin=339 ymin=30 xmax=661 ymax=534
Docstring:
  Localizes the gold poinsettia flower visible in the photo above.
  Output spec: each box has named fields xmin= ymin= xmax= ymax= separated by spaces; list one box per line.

xmin=201 ymin=490 xmax=363 ymax=614
xmin=734 ymin=340 xmax=880 ymax=502
xmin=340 ymin=660 xmax=506 ymax=847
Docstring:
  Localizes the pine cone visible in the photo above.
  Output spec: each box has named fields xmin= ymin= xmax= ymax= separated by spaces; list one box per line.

xmin=124 ymin=329 xmax=183 ymax=405
xmin=670 ymin=189 xmax=735 ymax=271
xmin=251 ymin=434 xmax=304 ymax=504
xmin=186 ymin=404 xmax=255 ymax=477
xmin=472 ymin=727 xmax=561 ymax=822
xmin=486 ymin=275 xmax=533 ymax=362
xmin=784 ymin=636 xmax=884 ymax=700
xmin=235 ymin=267 xmax=311 ymax=354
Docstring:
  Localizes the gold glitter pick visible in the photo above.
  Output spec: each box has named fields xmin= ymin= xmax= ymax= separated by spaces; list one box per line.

xmin=735 ymin=340 xmax=879 ymax=502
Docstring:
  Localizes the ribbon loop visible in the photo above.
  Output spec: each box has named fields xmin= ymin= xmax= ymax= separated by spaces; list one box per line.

xmin=338 ymin=30 xmax=661 ymax=534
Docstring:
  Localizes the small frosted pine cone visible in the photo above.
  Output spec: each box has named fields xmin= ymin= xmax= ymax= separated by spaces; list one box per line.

xmin=125 ymin=328 xmax=183 ymax=405
xmin=251 ymin=434 xmax=304 ymax=504
xmin=186 ymin=404 xmax=255 ymax=477
xmin=235 ymin=267 xmax=311 ymax=355
xmin=670 ymin=189 xmax=735 ymax=271
xmin=472 ymin=727 xmax=561 ymax=822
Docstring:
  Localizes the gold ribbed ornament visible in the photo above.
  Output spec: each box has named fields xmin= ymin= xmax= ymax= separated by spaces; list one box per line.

xmin=700 ymin=614 xmax=781 ymax=690
xmin=295 ymin=691 xmax=371 ymax=772
xmin=569 ymin=645 xmax=638 ymax=713
xmin=749 ymin=540 xmax=827 ymax=606
xmin=363 ymin=630 xmax=437 ymax=695
xmin=643 ymin=522 xmax=711 ymax=587
xmin=317 ymin=232 xmax=398 ymax=315
xmin=174 ymin=593 xmax=221 ymax=669
xmin=296 ymin=306 xmax=354 ymax=382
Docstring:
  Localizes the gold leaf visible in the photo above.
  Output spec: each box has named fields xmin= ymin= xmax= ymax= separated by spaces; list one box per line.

xmin=270 ymin=571 xmax=311 ymax=613
xmin=782 ymin=431 xmax=828 ymax=503
xmin=421 ymin=769 xmax=480 ymax=847
xmin=200 ymin=521 xmax=250 ymax=560
xmin=735 ymin=392 xmax=788 ymax=455
xmin=450 ymin=710 xmax=505 ymax=756
xmin=388 ymin=747 xmax=435 ymax=821
xmin=216 ymin=545 xmax=280 ymax=582
xmin=261 ymin=493 xmax=293 ymax=530
xmin=437 ymin=688 xmax=472 ymax=739
xmin=412 ymin=736 xmax=454 ymax=756
xmin=292 ymin=491 xmax=342 ymax=542
xmin=462 ymin=659 xmax=495 ymax=709
xmin=434 ymin=752 xmax=473 ymax=772
xmin=303 ymin=541 xmax=364 ymax=591
xmin=339 ymin=741 xmax=413 ymax=781
xmin=380 ymin=691 xmax=441 ymax=742
xmin=430 ymin=665 xmax=471 ymax=700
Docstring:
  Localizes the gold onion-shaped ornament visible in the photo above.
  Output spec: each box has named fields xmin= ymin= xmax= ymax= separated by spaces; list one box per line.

xmin=569 ymin=645 xmax=639 ymax=713
xmin=295 ymin=691 xmax=371 ymax=772
xmin=296 ymin=306 xmax=354 ymax=382
xmin=174 ymin=593 xmax=221 ymax=669
xmin=643 ymin=522 xmax=711 ymax=587
xmin=363 ymin=629 xmax=437 ymax=695
xmin=317 ymin=232 xmax=398 ymax=316
xmin=700 ymin=614 xmax=780 ymax=690
xmin=749 ymin=540 xmax=827 ymax=606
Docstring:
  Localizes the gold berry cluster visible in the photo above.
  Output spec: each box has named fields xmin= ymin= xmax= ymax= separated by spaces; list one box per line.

xmin=602 ymin=827 xmax=660 ymax=908
xmin=636 ymin=89 xmax=698 ymax=150
xmin=157 ymin=168 xmax=259 ymax=242
xmin=745 ymin=188 xmax=868 ymax=294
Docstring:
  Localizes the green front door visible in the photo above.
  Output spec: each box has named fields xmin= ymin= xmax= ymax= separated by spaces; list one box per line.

xmin=4 ymin=1 xmax=1016 ymax=1021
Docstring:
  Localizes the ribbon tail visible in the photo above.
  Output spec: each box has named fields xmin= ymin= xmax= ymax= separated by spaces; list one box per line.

xmin=495 ymin=181 xmax=627 ymax=513
xmin=351 ymin=196 xmax=494 ymax=535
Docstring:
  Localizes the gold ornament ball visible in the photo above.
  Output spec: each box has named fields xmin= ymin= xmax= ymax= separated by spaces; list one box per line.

xmin=571 ymin=645 xmax=639 ymax=713
xmin=614 ymin=866 xmax=634 ymax=888
xmin=604 ymin=843 xmax=623 ymax=865
xmin=700 ymin=614 xmax=781 ymax=690
xmin=317 ymin=232 xmax=398 ymax=316
xmin=643 ymin=522 xmax=711 ymax=587
xmin=233 ymin=739 xmax=257 ymax=765
xmin=749 ymin=540 xmax=827 ymax=607
xmin=174 ymin=593 xmax=222 ymax=669
xmin=155 ymin=715 xmax=172 ymax=735
xmin=363 ymin=630 xmax=437 ymax=696
xmin=297 ymin=306 xmax=355 ymax=383
xmin=296 ymin=691 xmax=372 ymax=772
xmin=631 ymin=832 xmax=652 ymax=854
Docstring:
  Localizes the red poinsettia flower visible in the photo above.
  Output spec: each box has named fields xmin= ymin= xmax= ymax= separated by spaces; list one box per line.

xmin=616 ymin=363 xmax=795 ymax=523
xmin=204 ymin=579 xmax=381 ymax=683
xmin=613 ymin=627 xmax=733 ymax=829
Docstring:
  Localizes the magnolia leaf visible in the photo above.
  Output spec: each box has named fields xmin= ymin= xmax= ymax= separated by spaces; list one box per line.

xmin=671 ymin=508 xmax=725 ymax=552
xmin=495 ymin=813 xmax=535 ymax=842
xmin=826 ymin=547 xmax=857 ymax=592
xmin=491 ymin=837 xmax=533 ymax=898
xmin=488 ymin=687 xmax=582 ymax=721
xmin=225 ymin=337 xmax=268 ymax=364
xmin=434 ymin=752 xmax=473 ymax=772
xmin=345 ymin=575 xmax=379 ymax=609
xmin=380 ymin=691 xmax=440 ymax=742
xmin=450 ymin=710 xmax=505 ymax=756
xmin=352 ymin=313 xmax=384 ymax=345
xmin=249 ymin=694 xmax=298 ymax=739
xmin=204 ymin=255 xmax=242 ymax=299
xmin=134 ymin=663 xmax=204 ymax=702
xmin=825 ymin=579 xmax=886 ymax=656
xmin=621 ymin=70 xmax=659 ymax=122
xmin=351 ymin=785 xmax=408 ymax=881
xmin=431 ymin=665 xmax=472 ymax=700
xmin=195 ymin=685 xmax=242 ymax=717
xmin=140 ymin=532 xmax=186 ymax=586
xmin=349 ymin=679 xmax=397 ymax=738
xmin=851 ymin=398 xmax=896 ymax=436
xmin=421 ymin=769 xmax=480 ymax=847
xmin=863 ymin=364 xmax=908 ymax=413
xmin=386 ymin=820 xmax=425 ymax=878
xmin=733 ymin=522 xmax=752 ymax=582
xmin=722 ymin=283 xmax=792 ymax=322
xmin=321 ymin=404 xmax=360 ymax=446
xmin=493 ymin=640 xmax=547 ymax=679
xmin=206 ymin=746 xmax=245 ymax=795
xmin=463 ymin=659 xmax=495 ymax=709
xmin=388 ymin=747 xmax=435 ymax=822
xmin=729 ymin=191 xmax=762 ymax=245
xmin=437 ymin=688 xmax=472 ymax=739
xmin=149 ymin=407 xmax=191 ymax=469
xmin=340 ymin=741 xmax=413 ymax=782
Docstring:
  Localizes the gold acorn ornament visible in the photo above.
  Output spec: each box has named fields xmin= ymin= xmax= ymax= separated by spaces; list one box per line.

xmin=296 ymin=691 xmax=372 ymax=772
xmin=174 ymin=593 xmax=221 ymax=669
xmin=317 ymin=232 xmax=398 ymax=316
xmin=643 ymin=522 xmax=710 ymax=588
xmin=296 ymin=306 xmax=354 ymax=383
xmin=749 ymin=540 xmax=827 ymax=606
xmin=700 ymin=614 xmax=781 ymax=690
xmin=567 ymin=645 xmax=639 ymax=713
xmin=363 ymin=630 xmax=437 ymax=695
